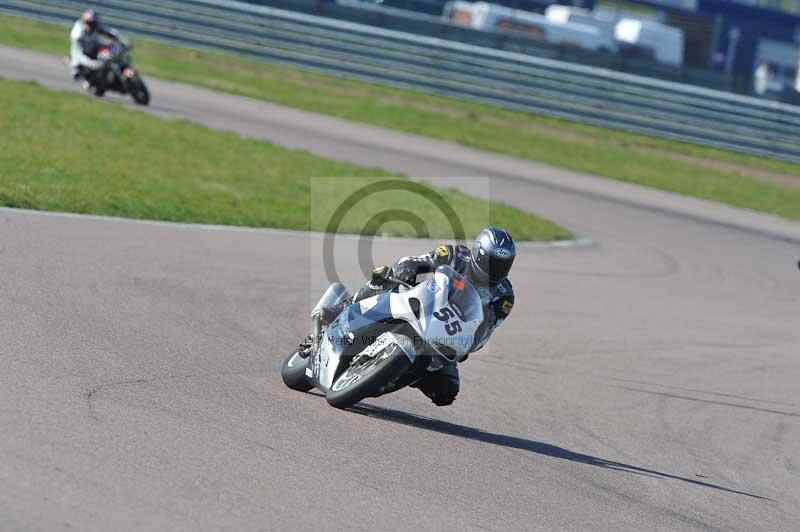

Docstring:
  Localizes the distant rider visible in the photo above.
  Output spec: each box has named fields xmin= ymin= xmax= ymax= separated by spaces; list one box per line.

xmin=349 ymin=227 xmax=516 ymax=406
xmin=70 ymin=10 xmax=128 ymax=88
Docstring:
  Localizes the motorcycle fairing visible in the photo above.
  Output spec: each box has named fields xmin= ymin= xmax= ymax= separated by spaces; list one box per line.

xmin=308 ymin=293 xmax=412 ymax=389
xmin=308 ymin=266 xmax=483 ymax=393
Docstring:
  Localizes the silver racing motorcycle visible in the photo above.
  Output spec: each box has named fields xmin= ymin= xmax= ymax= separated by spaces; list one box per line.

xmin=281 ymin=265 xmax=483 ymax=408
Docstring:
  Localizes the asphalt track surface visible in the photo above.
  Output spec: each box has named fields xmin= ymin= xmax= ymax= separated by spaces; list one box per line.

xmin=2 ymin=46 xmax=800 ymax=531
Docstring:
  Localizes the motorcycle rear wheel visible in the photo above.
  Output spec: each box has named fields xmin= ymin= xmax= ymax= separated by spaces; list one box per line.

xmin=281 ymin=351 xmax=313 ymax=392
xmin=326 ymin=344 xmax=411 ymax=409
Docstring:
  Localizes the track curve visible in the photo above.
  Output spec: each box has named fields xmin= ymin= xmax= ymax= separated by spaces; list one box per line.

xmin=1 ymin=46 xmax=799 ymax=532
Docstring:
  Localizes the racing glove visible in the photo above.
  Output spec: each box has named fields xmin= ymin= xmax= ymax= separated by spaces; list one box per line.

xmin=371 ymin=265 xmax=393 ymax=286
xmin=392 ymin=261 xmax=421 ymax=285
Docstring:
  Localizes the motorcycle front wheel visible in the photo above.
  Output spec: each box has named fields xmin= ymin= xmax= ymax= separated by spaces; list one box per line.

xmin=127 ymin=74 xmax=150 ymax=105
xmin=281 ymin=351 xmax=313 ymax=392
xmin=325 ymin=343 xmax=411 ymax=409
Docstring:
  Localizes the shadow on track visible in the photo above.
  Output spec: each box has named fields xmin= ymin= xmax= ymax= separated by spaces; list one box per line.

xmin=347 ymin=403 xmax=772 ymax=501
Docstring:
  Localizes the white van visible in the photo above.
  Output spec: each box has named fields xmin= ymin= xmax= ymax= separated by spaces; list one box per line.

xmin=546 ymin=6 xmax=684 ymax=66
xmin=614 ymin=18 xmax=684 ymax=66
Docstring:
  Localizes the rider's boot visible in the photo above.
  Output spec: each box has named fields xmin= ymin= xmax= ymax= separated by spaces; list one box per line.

xmin=84 ymin=69 xmax=106 ymax=97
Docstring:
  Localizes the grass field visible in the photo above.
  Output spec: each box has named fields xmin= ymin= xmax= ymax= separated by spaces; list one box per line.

xmin=3 ymin=14 xmax=800 ymax=221
xmin=0 ymin=77 xmax=569 ymax=241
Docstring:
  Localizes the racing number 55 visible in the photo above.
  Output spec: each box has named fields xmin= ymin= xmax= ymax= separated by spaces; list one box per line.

xmin=433 ymin=307 xmax=462 ymax=336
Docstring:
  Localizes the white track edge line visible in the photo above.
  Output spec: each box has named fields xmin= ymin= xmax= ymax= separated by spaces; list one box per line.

xmin=0 ymin=207 xmax=592 ymax=249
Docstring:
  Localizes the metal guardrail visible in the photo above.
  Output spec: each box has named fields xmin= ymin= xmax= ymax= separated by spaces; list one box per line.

xmin=4 ymin=0 xmax=800 ymax=162
xmin=323 ymin=0 xmax=738 ymax=92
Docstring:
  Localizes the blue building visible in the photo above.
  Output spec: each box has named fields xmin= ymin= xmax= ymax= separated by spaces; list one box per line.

xmin=605 ymin=0 xmax=800 ymax=80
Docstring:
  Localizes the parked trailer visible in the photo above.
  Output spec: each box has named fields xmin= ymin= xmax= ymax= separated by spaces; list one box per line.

xmin=443 ymin=1 xmax=617 ymax=52
xmin=546 ymin=6 xmax=684 ymax=67
xmin=614 ymin=18 xmax=684 ymax=67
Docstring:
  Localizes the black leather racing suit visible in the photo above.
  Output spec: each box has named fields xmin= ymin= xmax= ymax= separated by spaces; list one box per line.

xmin=354 ymin=244 xmax=515 ymax=406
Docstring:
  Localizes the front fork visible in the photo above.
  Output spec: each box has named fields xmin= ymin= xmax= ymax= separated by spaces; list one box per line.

xmin=308 ymin=313 xmax=322 ymax=358
xmin=303 ymin=282 xmax=350 ymax=358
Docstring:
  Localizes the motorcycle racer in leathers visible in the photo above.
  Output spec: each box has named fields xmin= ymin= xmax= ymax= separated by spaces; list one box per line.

xmin=69 ymin=10 xmax=128 ymax=87
xmin=348 ymin=227 xmax=516 ymax=406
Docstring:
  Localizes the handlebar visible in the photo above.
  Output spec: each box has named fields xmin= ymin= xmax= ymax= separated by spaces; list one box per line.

xmin=386 ymin=276 xmax=414 ymax=290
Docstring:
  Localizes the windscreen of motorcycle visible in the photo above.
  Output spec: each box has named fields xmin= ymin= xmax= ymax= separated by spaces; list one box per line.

xmin=424 ymin=265 xmax=483 ymax=360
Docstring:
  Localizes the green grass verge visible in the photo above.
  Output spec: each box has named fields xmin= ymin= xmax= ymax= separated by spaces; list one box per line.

xmin=3 ymin=14 xmax=800 ymax=221
xmin=0 ymin=77 xmax=570 ymax=241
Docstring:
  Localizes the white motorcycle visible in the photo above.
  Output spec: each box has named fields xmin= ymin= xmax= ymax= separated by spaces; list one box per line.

xmin=281 ymin=265 xmax=483 ymax=408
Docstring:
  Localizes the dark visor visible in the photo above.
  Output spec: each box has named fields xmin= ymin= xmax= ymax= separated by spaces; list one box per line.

xmin=475 ymin=252 xmax=512 ymax=283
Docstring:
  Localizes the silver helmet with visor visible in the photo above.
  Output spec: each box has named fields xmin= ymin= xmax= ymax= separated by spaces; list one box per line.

xmin=469 ymin=227 xmax=516 ymax=285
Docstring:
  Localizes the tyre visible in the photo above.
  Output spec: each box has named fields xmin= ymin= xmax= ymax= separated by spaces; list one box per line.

xmin=129 ymin=75 xmax=150 ymax=106
xmin=281 ymin=351 xmax=313 ymax=392
xmin=325 ymin=343 xmax=412 ymax=409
